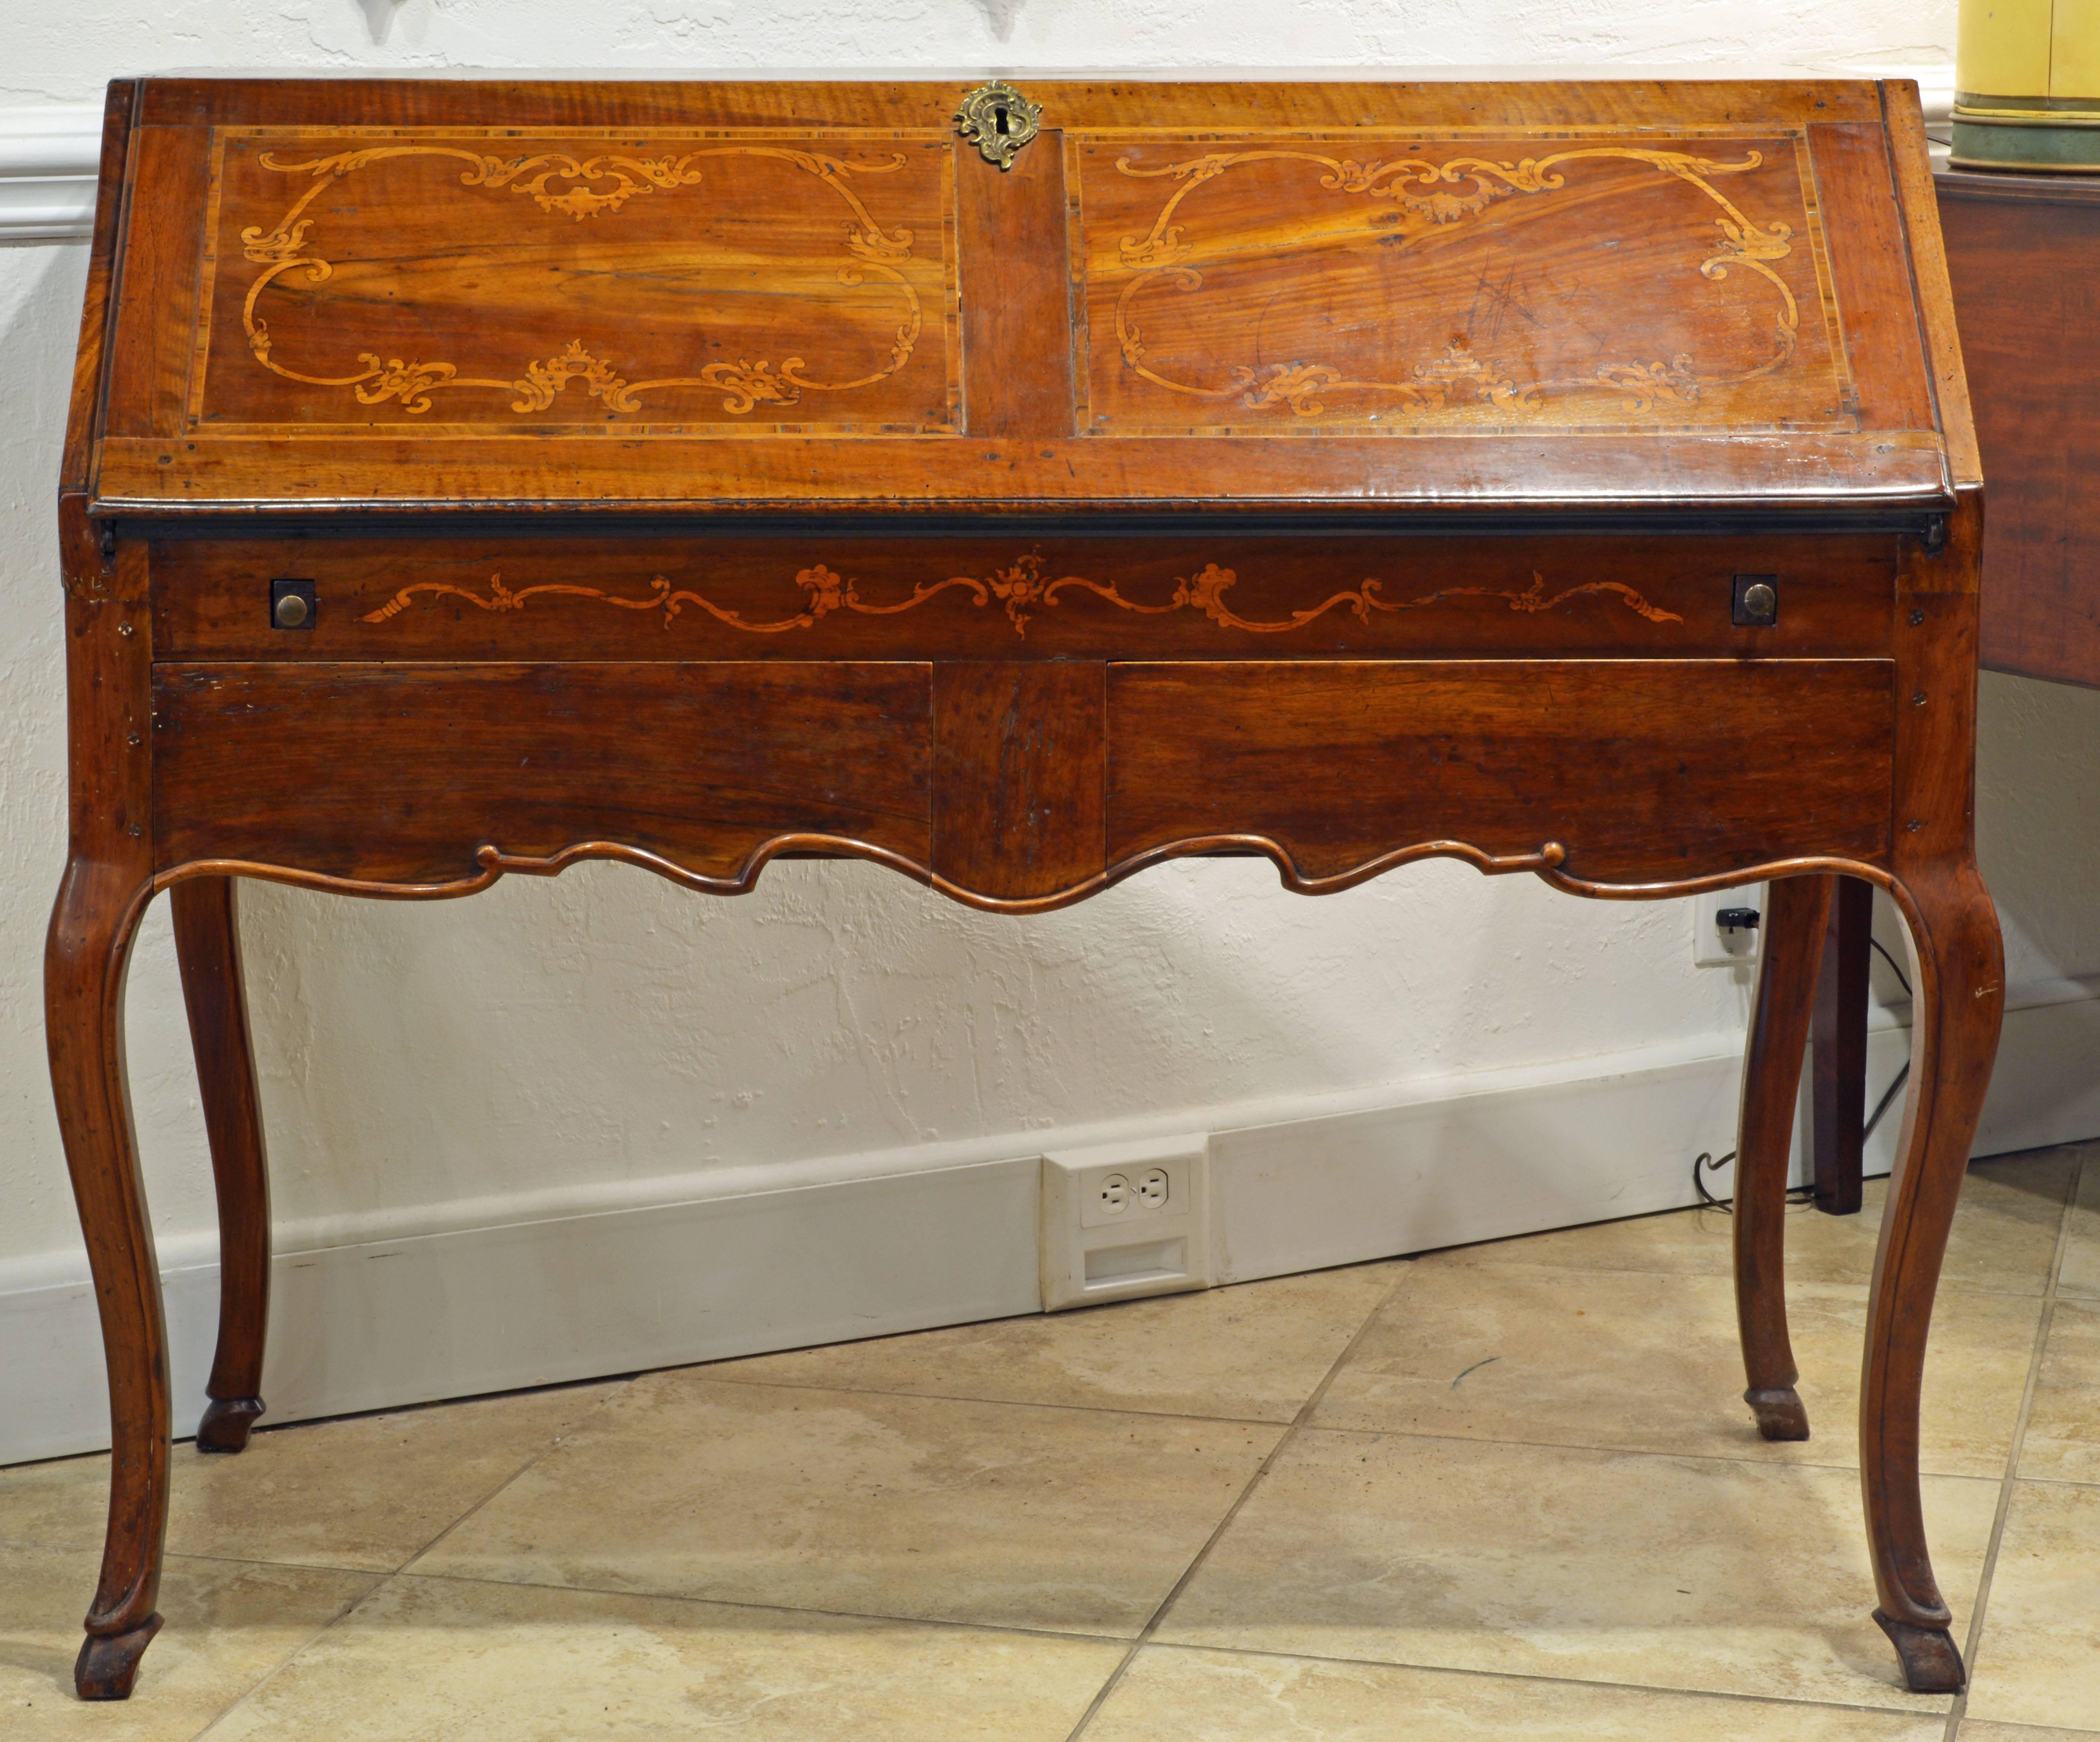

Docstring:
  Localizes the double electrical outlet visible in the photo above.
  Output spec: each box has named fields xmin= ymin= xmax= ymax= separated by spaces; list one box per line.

xmin=1039 ymin=1134 xmax=1213 ymax=1311
xmin=1092 ymin=1166 xmax=1170 ymax=1220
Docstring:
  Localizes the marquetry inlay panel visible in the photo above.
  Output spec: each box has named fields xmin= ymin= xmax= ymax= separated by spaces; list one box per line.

xmin=1067 ymin=130 xmax=1853 ymax=437
xmin=190 ymin=128 xmax=962 ymax=435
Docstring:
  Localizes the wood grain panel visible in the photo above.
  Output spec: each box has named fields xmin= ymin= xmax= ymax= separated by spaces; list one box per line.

xmin=103 ymin=125 xmax=209 ymax=439
xmin=1072 ymin=130 xmax=1849 ymax=437
xmin=152 ymin=662 xmax=932 ymax=883
xmin=98 ymin=430 xmax=1951 ymax=514
xmin=1884 ymin=87 xmax=1979 ymax=488
xmin=933 ymin=661 xmax=1105 ymax=898
xmin=63 ymin=82 xmax=139 ymax=493
xmin=1938 ymin=173 xmax=2100 ymax=687
xmin=194 ymin=129 xmax=959 ymax=435
xmin=957 ymin=130 xmax=1073 ymax=436
xmin=148 ymin=532 xmax=1895 ymax=663
xmin=1106 ymin=660 xmax=1895 ymax=883
xmin=1808 ymin=123 xmax=1936 ymax=437
xmin=87 ymin=77 xmax=1953 ymax=515
xmin=135 ymin=80 xmax=1888 ymax=134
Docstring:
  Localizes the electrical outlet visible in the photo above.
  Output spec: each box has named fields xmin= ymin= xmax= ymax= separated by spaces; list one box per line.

xmin=1693 ymin=885 xmax=1766 ymax=967
xmin=1041 ymin=1135 xmax=1212 ymax=1310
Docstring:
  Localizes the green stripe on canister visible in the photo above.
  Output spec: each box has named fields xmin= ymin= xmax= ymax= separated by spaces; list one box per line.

xmin=1955 ymin=0 xmax=2100 ymax=170
xmin=1952 ymin=95 xmax=2100 ymax=171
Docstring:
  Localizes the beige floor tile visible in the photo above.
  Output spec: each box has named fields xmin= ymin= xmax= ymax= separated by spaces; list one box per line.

xmin=1965 ymin=1481 xmax=2100 ymax=1732
xmin=1429 ymin=1148 xmax=2079 ymax=1297
xmin=1312 ymin=1266 xmax=2038 ymax=1477
xmin=0 ymin=1380 xmax=620 ymax=1573
xmin=0 ymin=1541 xmax=374 ymax=1739
xmin=1157 ymin=1427 xmax=1996 ymax=1711
xmin=2060 ymin=1153 xmax=2100 ymax=1299
xmin=203 ymin=1574 xmax=1124 ymax=1742
xmin=699 ymin=1261 xmax=1403 ymax=1423
xmin=1086 ymin=1644 xmax=1953 ymax=1740
xmin=1960 ymin=1725 xmax=2100 ymax=1741
xmin=2019 ymin=1299 xmax=2100 ymax=1485
xmin=414 ymin=1374 xmax=1281 ymax=1637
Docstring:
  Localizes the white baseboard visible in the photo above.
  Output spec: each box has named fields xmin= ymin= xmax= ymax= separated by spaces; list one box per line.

xmin=3 ymin=988 xmax=2090 ymax=1468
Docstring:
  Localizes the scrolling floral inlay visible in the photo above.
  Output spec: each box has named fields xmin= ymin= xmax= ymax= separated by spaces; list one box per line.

xmin=363 ymin=557 xmax=1685 ymax=639
xmin=235 ymin=143 xmax=923 ymax=417
xmin=1111 ymin=147 xmax=1801 ymax=418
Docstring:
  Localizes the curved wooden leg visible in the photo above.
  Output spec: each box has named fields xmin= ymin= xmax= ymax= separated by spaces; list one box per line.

xmin=46 ymin=860 xmax=168 ymax=1701
xmin=1863 ymin=862 xmax=2004 ymax=1693
xmin=171 ymin=878 xmax=272 ymax=1454
xmin=1734 ymin=874 xmax=1833 ymax=1442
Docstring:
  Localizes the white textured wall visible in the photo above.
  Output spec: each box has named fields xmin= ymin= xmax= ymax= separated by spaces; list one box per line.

xmin=6 ymin=0 xmax=2099 ymax=1293
xmin=0 ymin=1 xmax=1962 ymax=98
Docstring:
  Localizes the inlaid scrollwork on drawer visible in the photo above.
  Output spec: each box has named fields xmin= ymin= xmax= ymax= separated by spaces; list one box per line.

xmin=359 ymin=557 xmax=1685 ymax=639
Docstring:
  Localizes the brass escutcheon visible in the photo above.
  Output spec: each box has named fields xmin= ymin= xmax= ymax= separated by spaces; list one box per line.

xmin=955 ymin=80 xmax=1042 ymax=169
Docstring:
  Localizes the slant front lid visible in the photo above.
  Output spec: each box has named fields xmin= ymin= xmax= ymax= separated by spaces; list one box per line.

xmin=89 ymin=78 xmax=1957 ymax=517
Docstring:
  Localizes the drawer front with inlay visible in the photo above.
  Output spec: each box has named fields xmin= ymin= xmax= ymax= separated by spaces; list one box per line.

xmin=147 ymin=533 xmax=1897 ymax=664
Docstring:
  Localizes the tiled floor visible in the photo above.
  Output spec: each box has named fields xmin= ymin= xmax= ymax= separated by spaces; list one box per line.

xmin=4 ymin=1145 xmax=2096 ymax=1740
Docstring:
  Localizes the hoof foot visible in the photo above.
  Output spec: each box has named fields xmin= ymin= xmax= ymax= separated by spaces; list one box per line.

xmin=1745 ymin=1385 xmax=1810 ymax=1441
xmin=1874 ymin=1609 xmax=1966 ymax=1693
xmin=75 ymin=1615 xmax=162 ymax=1700
xmin=196 ymin=1396 xmax=265 ymax=1454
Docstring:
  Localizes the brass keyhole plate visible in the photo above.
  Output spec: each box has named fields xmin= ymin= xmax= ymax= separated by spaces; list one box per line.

xmin=955 ymin=80 xmax=1042 ymax=169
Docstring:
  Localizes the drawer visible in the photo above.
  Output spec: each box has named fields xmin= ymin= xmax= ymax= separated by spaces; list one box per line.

xmin=1106 ymin=660 xmax=1896 ymax=885
xmin=152 ymin=662 xmax=932 ymax=885
xmin=153 ymin=656 xmax=1896 ymax=899
xmin=147 ymin=532 xmax=1896 ymax=664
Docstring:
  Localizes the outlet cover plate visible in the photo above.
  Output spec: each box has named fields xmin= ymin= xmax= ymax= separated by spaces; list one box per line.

xmin=1040 ymin=1134 xmax=1212 ymax=1312
xmin=1693 ymin=884 xmax=1766 ymax=968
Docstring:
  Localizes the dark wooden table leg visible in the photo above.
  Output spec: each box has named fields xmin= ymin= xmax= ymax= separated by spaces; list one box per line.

xmin=50 ymin=529 xmax=169 ymax=1700
xmin=46 ymin=861 xmax=168 ymax=1700
xmin=1863 ymin=861 xmax=2003 ymax=1692
xmin=171 ymin=877 xmax=272 ymax=1454
xmin=1734 ymin=873 xmax=1832 ymax=1442
xmin=1811 ymin=874 xmax=1873 ymax=1215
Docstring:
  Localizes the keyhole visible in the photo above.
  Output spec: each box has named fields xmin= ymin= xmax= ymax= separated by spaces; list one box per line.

xmin=994 ymin=103 xmax=1010 ymax=136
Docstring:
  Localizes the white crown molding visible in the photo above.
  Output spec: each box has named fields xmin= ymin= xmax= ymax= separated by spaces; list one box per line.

xmin=0 ymin=107 xmax=103 ymax=242
xmin=0 ymin=68 xmax=1957 ymax=244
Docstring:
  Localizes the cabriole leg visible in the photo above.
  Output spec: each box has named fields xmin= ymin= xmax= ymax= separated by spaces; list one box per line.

xmin=1864 ymin=863 xmax=2003 ymax=1693
xmin=46 ymin=860 xmax=167 ymax=1700
xmin=171 ymin=877 xmax=272 ymax=1453
xmin=1733 ymin=874 xmax=1833 ymax=1442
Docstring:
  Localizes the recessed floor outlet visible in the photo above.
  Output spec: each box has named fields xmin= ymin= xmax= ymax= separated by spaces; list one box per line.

xmin=1041 ymin=1136 xmax=1212 ymax=1311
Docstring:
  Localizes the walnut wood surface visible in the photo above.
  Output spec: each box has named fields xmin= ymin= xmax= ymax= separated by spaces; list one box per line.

xmin=1937 ymin=168 xmax=2100 ymax=686
xmin=169 ymin=877 xmax=270 ymax=1454
xmin=89 ymin=79 xmax=1953 ymax=515
xmin=934 ymin=662 xmax=1106 ymax=899
xmin=147 ymin=531 xmax=1896 ymax=663
xmin=1812 ymin=874 xmax=1874 ymax=1215
xmin=46 ymin=538 xmax=168 ymax=1692
xmin=51 ymin=74 xmax=1999 ymax=1702
xmin=154 ymin=662 xmax=935 ymax=883
xmin=1106 ymin=660 xmax=1895 ymax=883
xmin=1735 ymin=873 xmax=1834 ymax=1443
xmin=956 ymin=119 xmax=1072 ymax=436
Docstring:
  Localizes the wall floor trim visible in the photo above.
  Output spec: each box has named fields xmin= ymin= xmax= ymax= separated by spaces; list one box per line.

xmin=5 ymin=991 xmax=2091 ymax=1468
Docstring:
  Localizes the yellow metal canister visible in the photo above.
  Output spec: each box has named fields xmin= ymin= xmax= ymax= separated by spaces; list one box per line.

xmin=1956 ymin=0 xmax=2100 ymax=169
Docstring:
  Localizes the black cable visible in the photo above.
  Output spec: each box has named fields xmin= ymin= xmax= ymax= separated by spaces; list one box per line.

xmin=1693 ymin=1149 xmax=1735 ymax=1209
xmin=1690 ymin=1149 xmax=1815 ymax=1213
xmin=1868 ymin=935 xmax=1912 ymax=997
xmin=1862 ymin=1062 xmax=1910 ymax=1142
xmin=1696 ymin=1052 xmax=1910 ymax=1212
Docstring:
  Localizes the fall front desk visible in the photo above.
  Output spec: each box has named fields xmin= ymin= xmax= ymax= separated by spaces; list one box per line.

xmin=51 ymin=76 xmax=2000 ymax=1701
